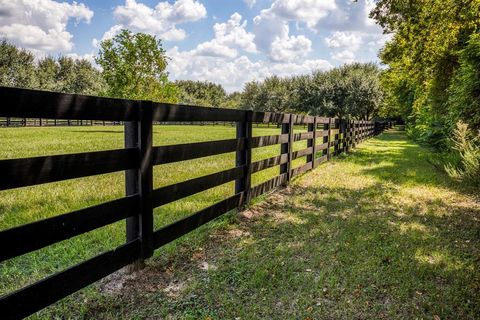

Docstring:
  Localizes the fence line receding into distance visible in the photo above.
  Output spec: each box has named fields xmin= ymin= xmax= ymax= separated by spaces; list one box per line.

xmin=0 ymin=86 xmax=393 ymax=318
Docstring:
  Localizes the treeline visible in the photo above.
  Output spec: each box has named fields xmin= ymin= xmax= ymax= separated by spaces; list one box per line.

xmin=1 ymin=31 xmax=384 ymax=122
xmin=0 ymin=41 xmax=106 ymax=96
xmin=371 ymin=0 xmax=480 ymax=183
xmin=240 ymin=63 xmax=383 ymax=120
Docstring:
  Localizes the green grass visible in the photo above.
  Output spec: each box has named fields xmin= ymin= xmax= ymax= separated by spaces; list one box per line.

xmin=4 ymin=127 xmax=478 ymax=319
xmin=26 ymin=128 xmax=478 ymax=320
xmin=0 ymin=124 xmax=310 ymax=299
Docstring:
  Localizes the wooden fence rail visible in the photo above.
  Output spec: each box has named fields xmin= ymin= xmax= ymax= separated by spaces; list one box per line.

xmin=0 ymin=86 xmax=393 ymax=319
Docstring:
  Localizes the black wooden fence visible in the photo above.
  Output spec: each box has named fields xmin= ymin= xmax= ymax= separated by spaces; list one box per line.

xmin=0 ymin=86 xmax=392 ymax=318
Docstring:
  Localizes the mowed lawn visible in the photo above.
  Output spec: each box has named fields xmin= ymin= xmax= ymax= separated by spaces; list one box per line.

xmin=28 ymin=129 xmax=478 ymax=319
xmin=0 ymin=124 xmax=310 ymax=299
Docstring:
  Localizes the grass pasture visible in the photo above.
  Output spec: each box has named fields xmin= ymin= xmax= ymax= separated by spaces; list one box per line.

xmin=62 ymin=129 xmax=478 ymax=320
xmin=0 ymin=124 xmax=311 ymax=299
xmin=3 ymin=127 xmax=475 ymax=319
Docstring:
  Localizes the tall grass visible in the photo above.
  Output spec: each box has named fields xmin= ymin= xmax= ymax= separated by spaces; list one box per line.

xmin=444 ymin=121 xmax=480 ymax=185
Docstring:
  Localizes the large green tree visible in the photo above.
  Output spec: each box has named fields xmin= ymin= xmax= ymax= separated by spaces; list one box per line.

xmin=0 ymin=41 xmax=36 ymax=88
xmin=240 ymin=63 xmax=383 ymax=120
xmin=96 ymin=29 xmax=178 ymax=102
xmin=175 ymin=80 xmax=226 ymax=107
xmin=36 ymin=56 xmax=106 ymax=95
xmin=371 ymin=0 xmax=480 ymax=147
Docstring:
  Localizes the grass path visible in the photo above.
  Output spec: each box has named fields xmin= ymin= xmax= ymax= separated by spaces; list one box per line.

xmin=37 ymin=129 xmax=480 ymax=319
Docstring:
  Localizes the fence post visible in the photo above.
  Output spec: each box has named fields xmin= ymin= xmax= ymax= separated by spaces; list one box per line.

xmin=280 ymin=114 xmax=293 ymax=184
xmin=235 ymin=110 xmax=252 ymax=206
xmin=125 ymin=100 xmax=154 ymax=272
xmin=346 ymin=120 xmax=351 ymax=152
xmin=308 ymin=117 xmax=317 ymax=168
xmin=339 ymin=119 xmax=346 ymax=154
xmin=326 ymin=118 xmax=332 ymax=160
xmin=334 ymin=118 xmax=340 ymax=156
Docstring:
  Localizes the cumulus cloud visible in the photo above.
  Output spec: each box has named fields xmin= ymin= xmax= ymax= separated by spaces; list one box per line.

xmin=193 ymin=13 xmax=256 ymax=58
xmin=332 ymin=49 xmax=356 ymax=64
xmin=167 ymin=46 xmax=331 ymax=92
xmin=270 ymin=35 xmax=312 ymax=62
xmin=100 ymin=0 xmax=207 ymax=43
xmin=325 ymin=31 xmax=362 ymax=50
xmin=252 ymin=0 xmax=335 ymax=62
xmin=258 ymin=0 xmax=336 ymax=30
xmin=251 ymin=0 xmax=387 ymax=65
xmin=319 ymin=0 xmax=381 ymax=33
xmin=0 ymin=0 xmax=93 ymax=55
xmin=163 ymin=7 xmax=334 ymax=91
xmin=65 ymin=52 xmax=96 ymax=65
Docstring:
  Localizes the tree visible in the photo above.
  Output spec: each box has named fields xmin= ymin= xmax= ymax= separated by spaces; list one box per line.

xmin=222 ymin=91 xmax=242 ymax=109
xmin=296 ymin=63 xmax=383 ymax=120
xmin=0 ymin=40 xmax=36 ymax=88
xmin=37 ymin=57 xmax=59 ymax=91
xmin=240 ymin=76 xmax=297 ymax=113
xmin=96 ymin=29 xmax=178 ymax=102
xmin=71 ymin=59 xmax=106 ymax=95
xmin=447 ymin=33 xmax=480 ymax=131
xmin=36 ymin=56 xmax=106 ymax=95
xmin=175 ymin=80 xmax=226 ymax=107
xmin=371 ymin=0 xmax=480 ymax=147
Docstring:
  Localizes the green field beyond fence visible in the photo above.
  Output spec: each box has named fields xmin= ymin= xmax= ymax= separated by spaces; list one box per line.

xmin=0 ymin=124 xmax=303 ymax=296
xmin=0 ymin=87 xmax=386 ymax=318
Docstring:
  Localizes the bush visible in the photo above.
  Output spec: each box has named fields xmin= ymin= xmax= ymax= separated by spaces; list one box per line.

xmin=444 ymin=121 xmax=480 ymax=185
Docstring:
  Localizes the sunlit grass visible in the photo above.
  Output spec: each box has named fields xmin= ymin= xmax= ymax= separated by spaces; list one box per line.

xmin=50 ymin=128 xmax=479 ymax=320
xmin=0 ymin=124 xmax=310 ymax=297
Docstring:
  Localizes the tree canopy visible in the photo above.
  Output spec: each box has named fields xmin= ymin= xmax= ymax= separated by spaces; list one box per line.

xmin=175 ymin=80 xmax=226 ymax=107
xmin=96 ymin=29 xmax=178 ymax=103
xmin=371 ymin=0 xmax=480 ymax=147
xmin=240 ymin=63 xmax=383 ymax=120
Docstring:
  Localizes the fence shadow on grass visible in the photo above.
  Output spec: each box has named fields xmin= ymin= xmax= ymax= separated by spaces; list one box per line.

xmin=228 ymin=183 xmax=480 ymax=318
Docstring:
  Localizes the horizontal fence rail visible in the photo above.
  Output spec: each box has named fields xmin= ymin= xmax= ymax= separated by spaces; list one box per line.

xmin=0 ymin=86 xmax=393 ymax=318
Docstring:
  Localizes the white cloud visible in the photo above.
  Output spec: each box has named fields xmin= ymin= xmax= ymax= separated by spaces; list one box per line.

xmin=101 ymin=0 xmax=207 ymax=42
xmin=195 ymin=41 xmax=238 ymax=58
xmin=258 ymin=0 xmax=336 ymax=30
xmin=252 ymin=0 xmax=334 ymax=62
xmin=0 ymin=0 xmax=93 ymax=55
xmin=193 ymin=13 xmax=256 ymax=58
xmin=270 ymin=35 xmax=312 ymax=62
xmin=319 ymin=0 xmax=380 ymax=33
xmin=164 ymin=5 xmax=334 ymax=91
xmin=167 ymin=46 xmax=331 ymax=92
xmin=332 ymin=49 xmax=356 ymax=64
xmin=325 ymin=31 xmax=362 ymax=50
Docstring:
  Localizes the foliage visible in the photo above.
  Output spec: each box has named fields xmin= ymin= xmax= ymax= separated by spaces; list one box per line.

xmin=221 ymin=91 xmax=242 ymax=109
xmin=96 ymin=29 xmax=179 ymax=103
xmin=0 ymin=40 xmax=106 ymax=95
xmin=447 ymin=33 xmax=480 ymax=130
xmin=175 ymin=80 xmax=226 ymax=107
xmin=240 ymin=63 xmax=383 ymax=120
xmin=371 ymin=0 xmax=480 ymax=148
xmin=240 ymin=76 xmax=297 ymax=113
xmin=0 ymin=41 xmax=36 ymax=88
xmin=303 ymin=63 xmax=383 ymax=119
xmin=444 ymin=121 xmax=480 ymax=185
xmin=37 ymin=56 xmax=107 ymax=95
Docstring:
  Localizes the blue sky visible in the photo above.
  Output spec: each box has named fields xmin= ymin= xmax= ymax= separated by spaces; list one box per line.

xmin=0 ymin=0 xmax=389 ymax=91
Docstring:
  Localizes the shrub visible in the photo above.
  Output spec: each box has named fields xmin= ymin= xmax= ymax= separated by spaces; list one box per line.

xmin=444 ymin=121 xmax=480 ymax=185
